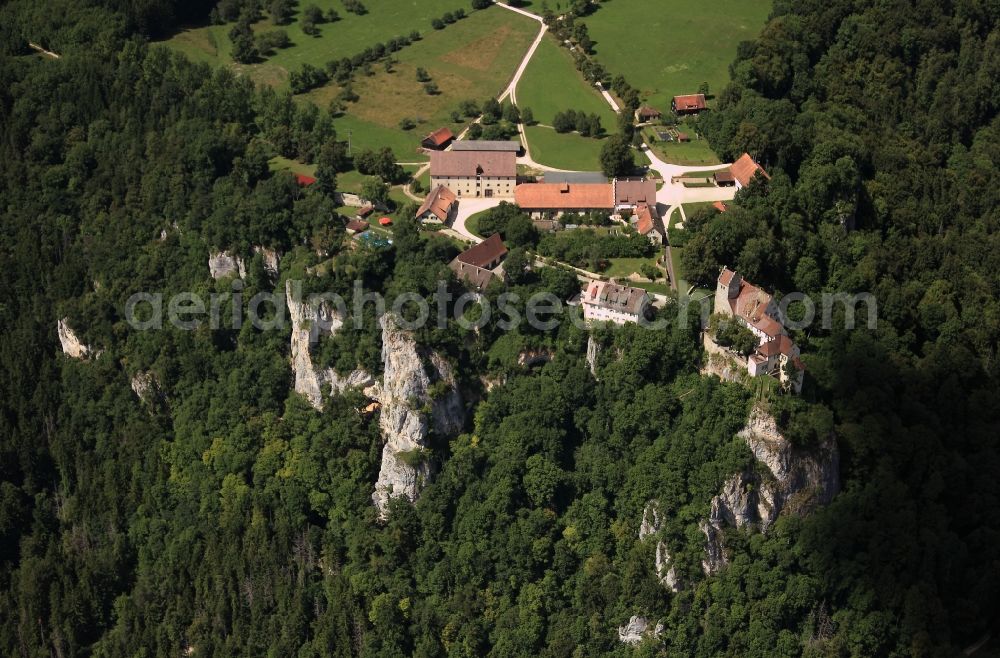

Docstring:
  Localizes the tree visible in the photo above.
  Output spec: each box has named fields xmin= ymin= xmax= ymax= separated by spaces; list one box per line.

xmin=443 ymin=11 xmax=456 ymax=23
xmin=423 ymin=82 xmax=439 ymax=95
xmin=521 ymin=107 xmax=535 ymax=125
xmin=698 ymin=81 xmax=709 ymax=96
xmin=316 ymin=141 xmax=349 ymax=193
xmin=415 ymin=67 xmax=431 ymax=82
xmin=599 ymin=135 xmax=634 ymax=177
xmin=481 ymin=98 xmax=502 ymax=123
xmin=587 ymin=114 xmax=603 ymax=137
xmin=553 ymin=111 xmax=575 ymax=133
xmin=502 ymin=103 xmax=520 ymax=124
xmin=361 ymin=177 xmax=390 ymax=206
xmin=472 ymin=0 xmax=492 ymax=8
xmin=575 ymin=111 xmax=591 ymax=136
xmin=230 ymin=25 xmax=259 ymax=64
xmin=468 ymin=123 xmax=483 ymax=139
xmin=268 ymin=0 xmax=294 ymax=25
xmin=303 ymin=4 xmax=324 ymax=23
xmin=325 ymin=8 xmax=340 ymax=21
xmin=399 ymin=117 xmax=416 ymax=130
xmin=431 ymin=18 xmax=445 ymax=29
xmin=504 ymin=247 xmax=530 ymax=285
xmin=301 ymin=17 xmax=319 ymax=36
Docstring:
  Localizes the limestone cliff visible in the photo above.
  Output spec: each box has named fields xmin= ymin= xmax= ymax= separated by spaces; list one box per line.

xmin=57 ymin=319 xmax=96 ymax=359
xmin=617 ymin=616 xmax=662 ymax=645
xmin=286 ymin=281 xmax=373 ymax=410
xmin=208 ymin=251 xmax=245 ymax=280
xmin=253 ymin=246 xmax=280 ymax=277
xmin=372 ymin=313 xmax=463 ymax=519
xmin=639 ymin=501 xmax=681 ymax=592
xmin=700 ymin=404 xmax=839 ymax=575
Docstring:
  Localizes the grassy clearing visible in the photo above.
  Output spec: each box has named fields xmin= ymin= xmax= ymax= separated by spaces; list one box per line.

xmin=585 ymin=0 xmax=771 ymax=110
xmin=160 ymin=5 xmax=537 ymax=158
xmin=269 ymin=155 xmax=316 ymax=176
xmin=517 ymin=36 xmax=619 ymax=127
xmin=322 ymin=9 xmax=537 ymax=156
xmin=645 ymin=130 xmax=721 ymax=166
xmin=162 ymin=0 xmax=465 ymax=82
xmin=604 ymin=257 xmax=658 ymax=279
xmin=524 ymin=125 xmax=607 ymax=171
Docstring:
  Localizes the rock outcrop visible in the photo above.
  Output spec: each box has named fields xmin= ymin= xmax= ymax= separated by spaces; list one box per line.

xmin=617 ymin=616 xmax=662 ymax=645
xmin=372 ymin=313 xmax=463 ymax=519
xmin=286 ymin=281 xmax=373 ymax=410
xmin=517 ymin=348 xmax=554 ymax=368
xmin=130 ymin=371 xmax=160 ymax=402
xmin=586 ymin=335 xmax=601 ymax=376
xmin=57 ymin=319 xmax=95 ymax=359
xmin=208 ymin=251 xmax=245 ymax=280
xmin=700 ymin=404 xmax=839 ymax=575
xmin=639 ymin=501 xmax=681 ymax=592
xmin=253 ymin=246 xmax=280 ymax=277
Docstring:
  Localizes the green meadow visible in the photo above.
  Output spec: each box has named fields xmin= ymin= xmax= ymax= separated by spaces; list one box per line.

xmin=516 ymin=35 xmax=618 ymax=127
xmin=585 ymin=0 xmax=771 ymax=110
xmin=523 ymin=126 xmax=606 ymax=171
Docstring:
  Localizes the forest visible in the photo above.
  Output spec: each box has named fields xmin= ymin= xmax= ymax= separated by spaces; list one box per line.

xmin=0 ymin=0 xmax=998 ymax=656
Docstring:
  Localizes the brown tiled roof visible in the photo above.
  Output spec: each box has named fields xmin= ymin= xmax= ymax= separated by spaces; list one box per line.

xmin=514 ymin=183 xmax=613 ymax=210
xmin=637 ymin=106 xmax=661 ymax=118
xmin=614 ymin=179 xmax=656 ymax=206
xmin=456 ymin=233 xmax=507 ymax=269
xmin=449 ymin=259 xmax=499 ymax=290
xmin=673 ymin=94 xmax=706 ymax=111
xmin=357 ymin=205 xmax=374 ymax=218
xmin=757 ymin=334 xmax=796 ymax=358
xmin=416 ymin=185 xmax=456 ymax=221
xmin=345 ymin=220 xmax=368 ymax=233
xmin=430 ymin=151 xmax=516 ymax=177
xmin=713 ymin=171 xmax=735 ymax=183
xmin=451 ymin=140 xmax=521 ymax=152
xmin=730 ymin=280 xmax=781 ymax=337
xmin=422 ymin=127 xmax=454 ymax=147
xmin=730 ymin=153 xmax=770 ymax=188
xmin=583 ymin=281 xmax=649 ymax=315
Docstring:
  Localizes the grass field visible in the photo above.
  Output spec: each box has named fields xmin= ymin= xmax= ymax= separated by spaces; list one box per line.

xmin=604 ymin=257 xmax=659 ymax=279
xmin=161 ymin=5 xmax=537 ymax=159
xmin=163 ymin=0 xmax=471 ymax=81
xmin=517 ymin=36 xmax=619 ymax=127
xmin=523 ymin=125 xmax=606 ymax=171
xmin=645 ymin=128 xmax=721 ymax=166
xmin=585 ymin=0 xmax=771 ymax=110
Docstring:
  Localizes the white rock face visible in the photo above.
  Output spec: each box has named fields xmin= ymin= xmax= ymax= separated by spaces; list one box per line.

xmin=253 ymin=246 xmax=280 ymax=277
xmin=57 ymin=319 xmax=93 ymax=359
xmin=372 ymin=313 xmax=463 ymax=519
xmin=586 ymin=335 xmax=601 ymax=376
xmin=700 ymin=404 xmax=840 ymax=575
xmin=130 ymin=371 xmax=159 ymax=402
xmin=617 ymin=616 xmax=662 ymax=645
xmin=208 ymin=251 xmax=245 ymax=280
xmin=286 ymin=281 xmax=373 ymax=410
xmin=639 ymin=501 xmax=681 ymax=592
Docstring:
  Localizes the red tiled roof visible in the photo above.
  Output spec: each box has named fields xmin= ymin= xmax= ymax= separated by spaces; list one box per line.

xmin=713 ymin=201 xmax=728 ymax=212
xmin=295 ymin=173 xmax=317 ymax=186
xmin=719 ymin=267 xmax=737 ymax=286
xmin=422 ymin=127 xmax=454 ymax=147
xmin=757 ymin=334 xmax=796 ymax=358
xmin=673 ymin=94 xmax=706 ymax=111
xmin=456 ymin=233 xmax=507 ymax=269
xmin=430 ymin=151 xmax=516 ymax=177
xmin=730 ymin=280 xmax=781 ymax=337
xmin=514 ymin=183 xmax=613 ymax=210
xmin=634 ymin=204 xmax=663 ymax=237
xmin=416 ymin=185 xmax=457 ymax=221
xmin=730 ymin=153 xmax=770 ymax=188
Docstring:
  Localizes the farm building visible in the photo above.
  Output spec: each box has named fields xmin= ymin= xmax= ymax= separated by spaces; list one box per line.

xmin=729 ymin=153 xmax=770 ymax=189
xmin=345 ymin=220 xmax=368 ymax=235
xmin=415 ymin=185 xmax=457 ymax=225
xmin=671 ymin=93 xmax=707 ymax=115
xmin=541 ymin=171 xmax=608 ymax=184
xmin=635 ymin=106 xmax=662 ymax=122
xmin=713 ymin=171 xmax=736 ymax=187
xmin=421 ymin=127 xmax=454 ymax=150
xmin=514 ymin=182 xmax=613 ymax=216
xmin=451 ymin=140 xmax=522 ymax=154
xmin=613 ymin=178 xmax=656 ymax=210
xmin=713 ymin=201 xmax=728 ymax=212
xmin=449 ymin=233 xmax=508 ymax=290
xmin=430 ymin=151 xmax=516 ymax=198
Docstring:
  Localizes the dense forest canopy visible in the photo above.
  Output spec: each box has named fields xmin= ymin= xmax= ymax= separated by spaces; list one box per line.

xmin=0 ymin=0 xmax=998 ymax=656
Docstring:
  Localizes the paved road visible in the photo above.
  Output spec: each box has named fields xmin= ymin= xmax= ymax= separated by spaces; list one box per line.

xmin=451 ymin=197 xmax=505 ymax=242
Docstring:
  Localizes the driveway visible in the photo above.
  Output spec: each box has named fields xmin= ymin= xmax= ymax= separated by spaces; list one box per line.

xmin=450 ymin=197 xmax=504 ymax=243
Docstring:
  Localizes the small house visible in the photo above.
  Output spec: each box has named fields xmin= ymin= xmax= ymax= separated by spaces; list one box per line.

xmin=671 ymin=93 xmax=707 ymax=115
xmin=635 ymin=106 xmax=662 ymax=122
xmin=729 ymin=153 xmax=770 ymax=189
xmin=415 ymin=185 xmax=457 ymax=225
xmin=421 ymin=127 xmax=454 ymax=150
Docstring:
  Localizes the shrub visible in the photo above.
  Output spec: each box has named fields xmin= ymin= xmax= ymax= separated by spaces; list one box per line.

xmin=399 ymin=117 xmax=416 ymax=130
xmin=431 ymin=18 xmax=444 ymax=29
